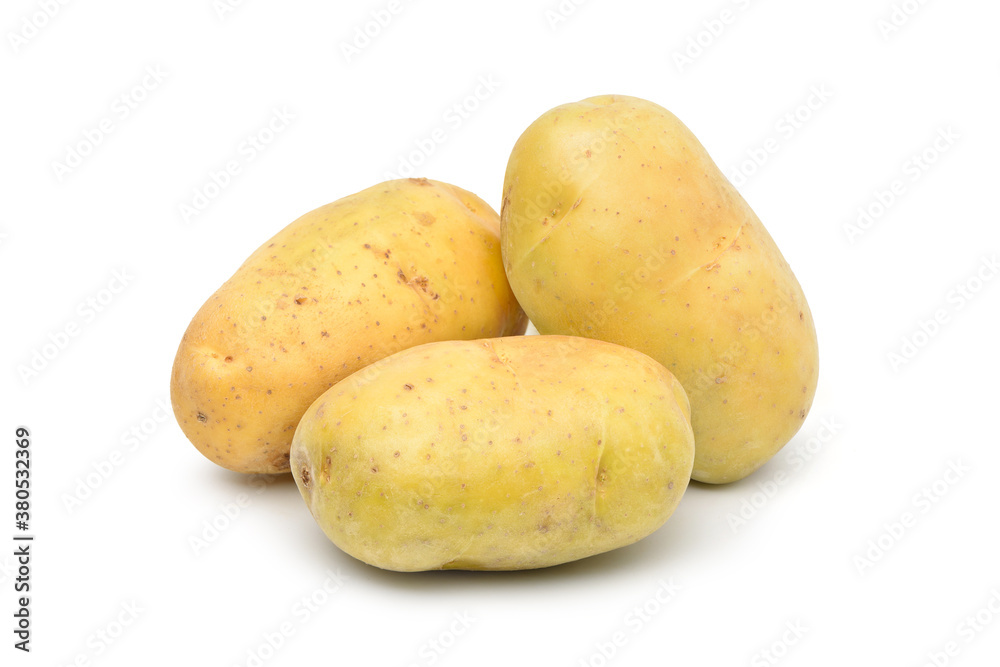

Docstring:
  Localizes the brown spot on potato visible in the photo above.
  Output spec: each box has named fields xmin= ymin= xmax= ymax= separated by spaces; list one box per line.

xmin=272 ymin=451 xmax=290 ymax=472
xmin=196 ymin=412 xmax=208 ymax=423
xmin=404 ymin=383 xmax=414 ymax=391
xmin=407 ymin=275 xmax=439 ymax=300
xmin=224 ymin=356 xmax=233 ymax=363
xmin=414 ymin=212 xmax=436 ymax=226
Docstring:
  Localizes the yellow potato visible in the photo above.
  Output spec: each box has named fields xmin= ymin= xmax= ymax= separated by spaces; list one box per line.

xmin=171 ymin=178 xmax=527 ymax=474
xmin=290 ymin=335 xmax=694 ymax=571
xmin=501 ymin=95 xmax=819 ymax=484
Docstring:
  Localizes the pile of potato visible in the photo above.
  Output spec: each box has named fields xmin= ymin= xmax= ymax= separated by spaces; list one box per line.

xmin=171 ymin=95 xmax=818 ymax=571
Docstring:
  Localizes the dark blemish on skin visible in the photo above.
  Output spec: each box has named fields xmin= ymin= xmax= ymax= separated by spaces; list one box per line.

xmin=300 ymin=468 xmax=311 ymax=486
xmin=295 ymin=297 xmax=308 ymax=304
xmin=224 ymin=356 xmax=233 ymax=363
xmin=668 ymin=481 xmax=674 ymax=490
xmin=246 ymin=367 xmax=253 ymax=372
xmin=196 ymin=412 xmax=208 ymax=423
xmin=394 ymin=451 xmax=400 ymax=457
xmin=404 ymin=383 xmax=414 ymax=391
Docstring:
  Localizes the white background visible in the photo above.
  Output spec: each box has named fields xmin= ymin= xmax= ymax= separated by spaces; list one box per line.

xmin=3 ymin=0 xmax=999 ymax=665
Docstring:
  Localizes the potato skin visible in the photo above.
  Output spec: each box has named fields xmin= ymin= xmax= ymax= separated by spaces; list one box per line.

xmin=501 ymin=95 xmax=819 ymax=484
xmin=290 ymin=335 xmax=694 ymax=572
xmin=171 ymin=178 xmax=527 ymax=474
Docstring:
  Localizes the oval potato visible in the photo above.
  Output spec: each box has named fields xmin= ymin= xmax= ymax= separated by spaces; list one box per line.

xmin=291 ymin=335 xmax=694 ymax=571
xmin=171 ymin=178 xmax=527 ymax=474
xmin=500 ymin=95 xmax=819 ymax=483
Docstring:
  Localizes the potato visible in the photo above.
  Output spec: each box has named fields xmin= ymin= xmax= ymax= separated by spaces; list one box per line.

xmin=290 ymin=335 xmax=694 ymax=571
xmin=171 ymin=178 xmax=527 ymax=474
xmin=500 ymin=95 xmax=819 ymax=484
